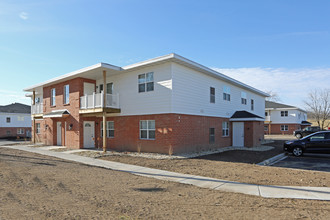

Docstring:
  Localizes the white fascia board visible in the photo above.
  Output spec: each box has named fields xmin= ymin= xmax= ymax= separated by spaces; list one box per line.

xmin=230 ymin=117 xmax=265 ymax=122
xmin=23 ymin=63 xmax=121 ymax=92
xmin=122 ymin=54 xmax=175 ymax=70
xmin=266 ymin=107 xmax=306 ymax=113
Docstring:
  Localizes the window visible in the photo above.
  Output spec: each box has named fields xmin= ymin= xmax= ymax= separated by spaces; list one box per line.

xmin=280 ymin=125 xmax=288 ymax=131
xmin=251 ymin=99 xmax=254 ymax=111
xmin=264 ymin=125 xmax=268 ymax=131
xmin=210 ymin=87 xmax=215 ymax=103
xmin=17 ymin=116 xmax=24 ymax=121
xmin=223 ymin=86 xmax=230 ymax=101
xmin=99 ymin=84 xmax=104 ymax=93
xmin=281 ymin=111 xmax=288 ymax=117
xmin=106 ymin=83 xmax=113 ymax=94
xmin=241 ymin=92 xmax=247 ymax=105
xmin=17 ymin=128 xmax=24 ymax=134
xmin=209 ymin=128 xmax=215 ymax=143
xmin=138 ymin=72 xmax=154 ymax=93
xmin=310 ymin=133 xmax=325 ymax=141
xmin=222 ymin=122 xmax=229 ymax=137
xmin=35 ymin=97 xmax=40 ymax=104
xmin=265 ymin=112 xmax=268 ymax=116
xmin=51 ymin=88 xmax=56 ymax=106
xmin=6 ymin=130 xmax=10 ymax=135
xmin=140 ymin=120 xmax=155 ymax=139
xmin=101 ymin=121 xmax=114 ymax=138
xmin=64 ymin=85 xmax=69 ymax=104
xmin=36 ymin=123 xmax=41 ymax=134
xmin=6 ymin=117 xmax=10 ymax=123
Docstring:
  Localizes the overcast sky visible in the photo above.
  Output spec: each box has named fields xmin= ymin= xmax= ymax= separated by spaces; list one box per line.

xmin=0 ymin=0 xmax=329 ymax=109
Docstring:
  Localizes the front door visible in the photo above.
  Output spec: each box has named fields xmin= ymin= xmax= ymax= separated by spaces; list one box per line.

xmin=233 ymin=122 xmax=244 ymax=147
xmin=83 ymin=121 xmax=95 ymax=148
xmin=57 ymin=122 xmax=62 ymax=146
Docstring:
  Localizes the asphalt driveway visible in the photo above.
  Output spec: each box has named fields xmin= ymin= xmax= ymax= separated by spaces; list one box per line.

xmin=272 ymin=154 xmax=330 ymax=172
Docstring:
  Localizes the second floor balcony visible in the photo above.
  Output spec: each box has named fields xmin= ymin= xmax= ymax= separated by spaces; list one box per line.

xmin=31 ymin=103 xmax=43 ymax=116
xmin=80 ymin=92 xmax=120 ymax=114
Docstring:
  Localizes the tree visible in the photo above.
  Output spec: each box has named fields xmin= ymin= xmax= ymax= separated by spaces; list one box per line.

xmin=265 ymin=90 xmax=281 ymax=102
xmin=304 ymin=89 xmax=330 ymax=129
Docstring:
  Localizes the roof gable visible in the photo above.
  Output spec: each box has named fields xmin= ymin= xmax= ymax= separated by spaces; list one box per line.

xmin=0 ymin=103 xmax=31 ymax=114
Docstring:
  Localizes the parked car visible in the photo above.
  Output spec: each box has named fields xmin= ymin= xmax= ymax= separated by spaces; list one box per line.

xmin=293 ymin=126 xmax=322 ymax=139
xmin=284 ymin=131 xmax=330 ymax=156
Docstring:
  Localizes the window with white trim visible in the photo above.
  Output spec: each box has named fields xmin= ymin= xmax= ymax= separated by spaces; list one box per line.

xmin=280 ymin=125 xmax=288 ymax=131
xmin=106 ymin=83 xmax=113 ymax=94
xmin=209 ymin=128 xmax=215 ymax=143
xmin=36 ymin=123 xmax=41 ymax=134
xmin=101 ymin=121 xmax=114 ymax=138
xmin=241 ymin=92 xmax=247 ymax=105
xmin=251 ymin=99 xmax=254 ymax=111
xmin=140 ymin=120 xmax=155 ymax=139
xmin=281 ymin=111 xmax=288 ymax=117
xmin=264 ymin=125 xmax=268 ymax=131
xmin=210 ymin=87 xmax=215 ymax=103
xmin=223 ymin=86 xmax=231 ymax=101
xmin=17 ymin=128 xmax=24 ymax=134
xmin=64 ymin=84 xmax=69 ymax=104
xmin=138 ymin=72 xmax=154 ymax=93
xmin=222 ymin=121 xmax=229 ymax=136
xmin=17 ymin=116 xmax=24 ymax=121
xmin=51 ymin=88 xmax=56 ymax=106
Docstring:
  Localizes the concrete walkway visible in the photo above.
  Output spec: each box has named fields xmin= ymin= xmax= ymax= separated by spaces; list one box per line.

xmin=1 ymin=144 xmax=330 ymax=201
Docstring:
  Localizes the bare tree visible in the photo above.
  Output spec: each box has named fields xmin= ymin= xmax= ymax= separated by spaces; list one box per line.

xmin=304 ymin=89 xmax=330 ymax=129
xmin=265 ymin=90 xmax=281 ymax=102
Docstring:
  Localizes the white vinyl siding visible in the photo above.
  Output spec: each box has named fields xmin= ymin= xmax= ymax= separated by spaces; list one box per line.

xmin=266 ymin=109 xmax=307 ymax=124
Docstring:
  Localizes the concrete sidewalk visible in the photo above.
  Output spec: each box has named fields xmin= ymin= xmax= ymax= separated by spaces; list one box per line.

xmin=2 ymin=144 xmax=330 ymax=201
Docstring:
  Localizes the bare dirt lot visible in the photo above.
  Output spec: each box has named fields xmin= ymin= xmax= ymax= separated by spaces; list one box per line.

xmin=1 ymin=147 xmax=330 ymax=219
xmin=101 ymin=141 xmax=330 ymax=187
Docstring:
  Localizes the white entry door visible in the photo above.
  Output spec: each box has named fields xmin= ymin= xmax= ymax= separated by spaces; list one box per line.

xmin=57 ymin=122 xmax=62 ymax=146
xmin=233 ymin=122 xmax=244 ymax=147
xmin=83 ymin=121 xmax=95 ymax=148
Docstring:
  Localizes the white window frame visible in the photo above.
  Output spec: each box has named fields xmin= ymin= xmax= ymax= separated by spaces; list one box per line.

xmin=251 ymin=99 xmax=254 ymax=111
xmin=101 ymin=121 xmax=114 ymax=138
xmin=138 ymin=72 xmax=154 ymax=93
xmin=140 ymin=120 xmax=155 ymax=140
xmin=264 ymin=125 xmax=268 ymax=131
xmin=64 ymin=85 xmax=69 ymax=104
xmin=36 ymin=123 xmax=41 ymax=134
xmin=280 ymin=125 xmax=288 ymax=131
xmin=51 ymin=88 xmax=56 ymax=106
xmin=17 ymin=128 xmax=24 ymax=134
xmin=241 ymin=92 xmax=247 ymax=105
xmin=281 ymin=111 xmax=288 ymax=117
xmin=223 ymin=86 xmax=231 ymax=101
xmin=222 ymin=121 xmax=229 ymax=137
xmin=210 ymin=87 xmax=215 ymax=103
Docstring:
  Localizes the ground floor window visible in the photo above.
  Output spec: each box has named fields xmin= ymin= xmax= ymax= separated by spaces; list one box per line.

xmin=36 ymin=123 xmax=40 ymax=134
xmin=140 ymin=120 xmax=155 ymax=140
xmin=6 ymin=130 xmax=10 ymax=135
xmin=280 ymin=125 xmax=288 ymax=131
xmin=264 ymin=125 xmax=268 ymax=131
xmin=17 ymin=128 xmax=24 ymax=134
xmin=209 ymin=128 xmax=215 ymax=143
xmin=222 ymin=122 xmax=229 ymax=136
xmin=101 ymin=121 xmax=114 ymax=138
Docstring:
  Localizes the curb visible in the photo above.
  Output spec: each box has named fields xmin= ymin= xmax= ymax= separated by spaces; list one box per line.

xmin=257 ymin=153 xmax=287 ymax=166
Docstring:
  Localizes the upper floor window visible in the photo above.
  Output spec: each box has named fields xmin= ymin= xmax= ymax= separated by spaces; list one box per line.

xmin=17 ymin=116 xmax=24 ymax=121
xmin=64 ymin=85 xmax=69 ymax=104
xmin=51 ymin=88 xmax=56 ymax=106
xmin=99 ymin=84 xmax=104 ymax=93
xmin=241 ymin=92 xmax=247 ymax=105
xmin=210 ymin=87 xmax=215 ymax=103
xmin=223 ymin=86 xmax=231 ymax=101
xmin=281 ymin=111 xmax=288 ymax=117
xmin=251 ymin=99 xmax=254 ymax=111
xmin=222 ymin=121 xmax=229 ymax=137
xmin=35 ymin=97 xmax=41 ymax=104
xmin=138 ymin=72 xmax=154 ymax=93
xmin=107 ymin=83 xmax=113 ymax=94
xmin=140 ymin=120 xmax=155 ymax=139
xmin=265 ymin=112 xmax=268 ymax=116
xmin=6 ymin=117 xmax=10 ymax=123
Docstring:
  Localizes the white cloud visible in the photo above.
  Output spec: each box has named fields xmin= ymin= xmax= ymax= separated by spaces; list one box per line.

xmin=0 ymin=89 xmax=30 ymax=105
xmin=19 ymin=12 xmax=28 ymax=20
xmin=212 ymin=67 xmax=330 ymax=109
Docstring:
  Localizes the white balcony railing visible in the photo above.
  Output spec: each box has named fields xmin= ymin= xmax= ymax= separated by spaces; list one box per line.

xmin=265 ymin=116 xmax=271 ymax=121
xmin=80 ymin=91 xmax=119 ymax=109
xmin=32 ymin=103 xmax=43 ymax=114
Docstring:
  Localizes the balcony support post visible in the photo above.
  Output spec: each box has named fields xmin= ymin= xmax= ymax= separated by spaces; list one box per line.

xmin=32 ymin=90 xmax=36 ymax=144
xmin=103 ymin=70 xmax=107 ymax=153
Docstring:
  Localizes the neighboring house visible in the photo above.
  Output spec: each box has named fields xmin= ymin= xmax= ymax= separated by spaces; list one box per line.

xmin=24 ymin=53 xmax=268 ymax=154
xmin=0 ymin=103 xmax=32 ymax=139
xmin=264 ymin=101 xmax=311 ymax=135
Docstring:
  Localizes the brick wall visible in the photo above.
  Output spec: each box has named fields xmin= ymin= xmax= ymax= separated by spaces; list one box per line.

xmin=0 ymin=127 xmax=31 ymax=139
xmin=244 ymin=121 xmax=264 ymax=147
xmin=265 ymin=124 xmax=300 ymax=135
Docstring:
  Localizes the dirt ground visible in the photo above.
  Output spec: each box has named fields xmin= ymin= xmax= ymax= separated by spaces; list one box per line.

xmin=100 ymin=141 xmax=330 ymax=187
xmin=1 ymin=147 xmax=330 ymax=219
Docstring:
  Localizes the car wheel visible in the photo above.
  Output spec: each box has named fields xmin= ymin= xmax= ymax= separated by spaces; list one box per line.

xmin=292 ymin=147 xmax=303 ymax=157
xmin=295 ymin=133 xmax=302 ymax=139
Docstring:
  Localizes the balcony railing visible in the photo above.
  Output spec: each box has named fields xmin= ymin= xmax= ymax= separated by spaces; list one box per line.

xmin=32 ymin=103 xmax=43 ymax=115
xmin=80 ymin=91 xmax=119 ymax=109
xmin=265 ymin=116 xmax=271 ymax=121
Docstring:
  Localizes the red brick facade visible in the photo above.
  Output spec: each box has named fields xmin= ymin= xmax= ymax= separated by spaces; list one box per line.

xmin=0 ymin=127 xmax=31 ymax=139
xmin=264 ymin=123 xmax=300 ymax=135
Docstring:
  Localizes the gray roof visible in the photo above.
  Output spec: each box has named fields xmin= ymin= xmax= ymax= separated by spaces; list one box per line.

xmin=265 ymin=101 xmax=296 ymax=109
xmin=0 ymin=103 xmax=31 ymax=114
xmin=231 ymin=111 xmax=263 ymax=119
